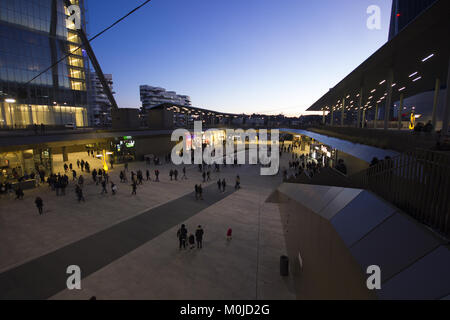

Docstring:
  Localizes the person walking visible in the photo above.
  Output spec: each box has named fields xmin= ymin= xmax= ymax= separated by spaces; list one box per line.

xmin=182 ymin=166 xmax=187 ymax=180
xmin=75 ymin=185 xmax=85 ymax=202
xmin=227 ymin=228 xmax=232 ymax=241
xmin=101 ymin=180 xmax=107 ymax=194
xmin=194 ymin=184 xmax=199 ymax=200
xmin=195 ymin=225 xmax=204 ymax=249
xmin=15 ymin=187 xmax=24 ymax=200
xmin=188 ymin=234 xmax=195 ymax=249
xmin=146 ymin=169 xmax=150 ymax=181
xmin=169 ymin=169 xmax=174 ymax=181
xmin=111 ymin=182 xmax=117 ymax=195
xmin=221 ymin=179 xmax=226 ymax=193
xmin=92 ymin=169 xmax=97 ymax=184
xmin=174 ymin=169 xmax=178 ymax=181
xmin=235 ymin=175 xmax=241 ymax=190
xmin=72 ymin=169 xmax=77 ymax=181
xmin=217 ymin=179 xmax=222 ymax=192
xmin=155 ymin=169 xmax=160 ymax=182
xmin=202 ymin=171 xmax=206 ymax=182
xmin=206 ymin=171 xmax=211 ymax=181
xmin=131 ymin=182 xmax=137 ymax=195
xmin=177 ymin=224 xmax=188 ymax=250
xmin=198 ymin=184 xmax=203 ymax=200
xmin=35 ymin=197 xmax=44 ymax=215
xmin=77 ymin=159 xmax=80 ymax=169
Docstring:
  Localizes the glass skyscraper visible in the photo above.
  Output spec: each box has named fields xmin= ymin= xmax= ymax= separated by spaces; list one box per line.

xmin=389 ymin=0 xmax=438 ymax=40
xmin=0 ymin=0 xmax=89 ymax=128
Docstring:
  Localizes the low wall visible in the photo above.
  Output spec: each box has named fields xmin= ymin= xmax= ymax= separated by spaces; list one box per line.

xmin=310 ymin=126 xmax=437 ymax=152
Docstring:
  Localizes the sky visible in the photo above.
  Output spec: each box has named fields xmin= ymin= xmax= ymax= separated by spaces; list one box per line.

xmin=87 ymin=0 xmax=392 ymax=116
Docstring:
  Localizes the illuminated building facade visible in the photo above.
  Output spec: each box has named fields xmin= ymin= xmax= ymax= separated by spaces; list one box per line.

xmin=0 ymin=0 xmax=89 ymax=128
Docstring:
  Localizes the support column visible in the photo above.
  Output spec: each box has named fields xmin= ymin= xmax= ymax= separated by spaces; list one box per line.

xmin=330 ymin=108 xmax=334 ymax=126
xmin=322 ymin=109 xmax=326 ymax=125
xmin=357 ymin=89 xmax=363 ymax=128
xmin=362 ymin=109 xmax=366 ymax=128
xmin=374 ymin=104 xmax=379 ymax=129
xmin=341 ymin=97 xmax=346 ymax=126
xmin=431 ymin=78 xmax=440 ymax=130
xmin=441 ymin=56 xmax=450 ymax=139
xmin=398 ymin=93 xmax=404 ymax=130
xmin=62 ymin=146 xmax=68 ymax=162
xmin=0 ymin=102 xmax=6 ymax=128
xmin=384 ymin=70 xmax=394 ymax=130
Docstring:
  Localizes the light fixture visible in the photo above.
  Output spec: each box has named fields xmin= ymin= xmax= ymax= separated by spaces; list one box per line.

xmin=412 ymin=76 xmax=422 ymax=82
xmin=392 ymin=83 xmax=397 ymax=87
xmin=371 ymin=89 xmax=376 ymax=93
xmin=409 ymin=72 xmax=418 ymax=78
xmin=5 ymin=98 xmax=16 ymax=103
xmin=399 ymin=87 xmax=406 ymax=92
xmin=379 ymin=80 xmax=386 ymax=85
xmin=422 ymin=54 xmax=434 ymax=62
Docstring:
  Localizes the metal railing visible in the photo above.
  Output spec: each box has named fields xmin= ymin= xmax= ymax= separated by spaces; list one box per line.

xmin=350 ymin=149 xmax=450 ymax=237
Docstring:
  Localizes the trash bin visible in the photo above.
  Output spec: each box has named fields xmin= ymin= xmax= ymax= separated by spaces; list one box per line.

xmin=280 ymin=255 xmax=289 ymax=276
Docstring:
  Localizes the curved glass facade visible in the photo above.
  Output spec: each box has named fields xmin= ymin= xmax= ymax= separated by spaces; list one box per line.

xmin=0 ymin=0 xmax=89 ymax=127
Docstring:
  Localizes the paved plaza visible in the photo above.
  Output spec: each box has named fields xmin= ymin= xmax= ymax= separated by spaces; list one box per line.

xmin=0 ymin=151 xmax=296 ymax=300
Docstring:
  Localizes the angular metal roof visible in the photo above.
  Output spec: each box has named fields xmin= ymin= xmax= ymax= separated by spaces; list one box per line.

xmin=307 ymin=0 xmax=450 ymax=112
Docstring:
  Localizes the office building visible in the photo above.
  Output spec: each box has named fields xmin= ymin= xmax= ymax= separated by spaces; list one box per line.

xmin=0 ymin=0 xmax=90 ymax=128
xmin=88 ymin=71 xmax=114 ymax=126
xmin=140 ymin=85 xmax=191 ymax=111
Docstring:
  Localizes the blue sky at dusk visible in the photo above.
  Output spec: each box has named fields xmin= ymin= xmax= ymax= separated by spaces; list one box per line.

xmin=87 ymin=0 xmax=392 ymax=115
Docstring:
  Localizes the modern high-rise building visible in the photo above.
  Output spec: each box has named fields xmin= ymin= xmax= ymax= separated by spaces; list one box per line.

xmin=140 ymin=85 xmax=191 ymax=111
xmin=389 ymin=0 xmax=438 ymax=40
xmin=0 ymin=0 xmax=92 ymax=128
xmin=87 ymin=70 xmax=114 ymax=126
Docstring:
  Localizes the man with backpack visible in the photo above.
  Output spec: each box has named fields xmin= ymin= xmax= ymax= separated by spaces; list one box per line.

xmin=177 ymin=224 xmax=188 ymax=250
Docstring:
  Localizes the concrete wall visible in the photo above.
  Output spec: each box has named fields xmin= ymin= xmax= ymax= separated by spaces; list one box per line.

xmin=112 ymin=108 xmax=140 ymax=130
xmin=134 ymin=135 xmax=176 ymax=160
xmin=274 ymin=191 xmax=375 ymax=300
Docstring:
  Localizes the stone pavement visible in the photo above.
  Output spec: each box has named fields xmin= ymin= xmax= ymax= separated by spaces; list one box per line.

xmin=0 ymin=151 xmax=297 ymax=300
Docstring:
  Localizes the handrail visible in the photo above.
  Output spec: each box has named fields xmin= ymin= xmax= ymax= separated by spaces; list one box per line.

xmin=348 ymin=148 xmax=450 ymax=237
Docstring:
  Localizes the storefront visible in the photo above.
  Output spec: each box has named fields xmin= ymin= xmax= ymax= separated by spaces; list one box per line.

xmin=0 ymin=148 xmax=52 ymax=188
xmin=111 ymin=136 xmax=136 ymax=163
xmin=310 ymin=143 xmax=337 ymax=167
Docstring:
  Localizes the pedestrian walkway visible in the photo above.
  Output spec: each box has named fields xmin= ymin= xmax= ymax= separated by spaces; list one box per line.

xmin=0 ymin=184 xmax=236 ymax=300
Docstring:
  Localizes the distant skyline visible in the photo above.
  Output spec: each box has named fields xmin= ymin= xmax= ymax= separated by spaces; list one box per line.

xmin=88 ymin=0 xmax=392 ymax=116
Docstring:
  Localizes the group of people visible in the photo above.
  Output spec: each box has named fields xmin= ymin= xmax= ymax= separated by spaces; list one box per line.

xmin=47 ymin=173 xmax=70 ymax=196
xmin=76 ymin=159 xmax=91 ymax=173
xmin=176 ymin=224 xmax=234 ymax=250
xmin=177 ymin=224 xmax=204 ymax=250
